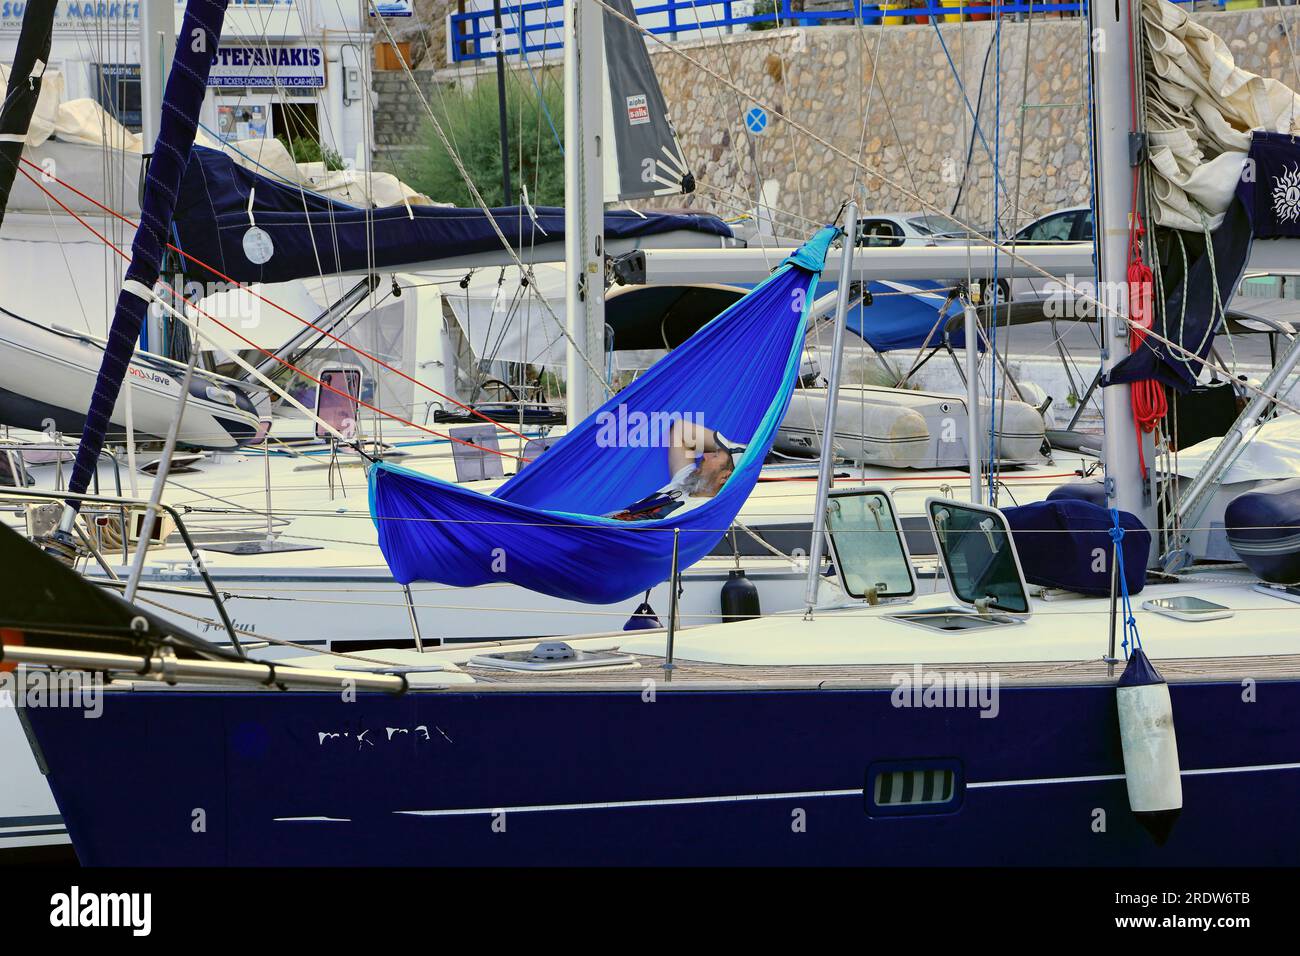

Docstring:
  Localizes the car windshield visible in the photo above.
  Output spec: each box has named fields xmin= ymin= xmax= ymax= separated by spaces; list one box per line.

xmin=907 ymin=214 xmax=966 ymax=236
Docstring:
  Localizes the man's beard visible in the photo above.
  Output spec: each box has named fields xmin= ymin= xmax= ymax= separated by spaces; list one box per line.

xmin=680 ymin=466 xmax=714 ymax=497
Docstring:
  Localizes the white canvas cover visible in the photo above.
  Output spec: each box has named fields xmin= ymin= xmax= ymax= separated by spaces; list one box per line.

xmin=1143 ymin=0 xmax=1300 ymax=231
xmin=1175 ymin=411 xmax=1300 ymax=483
xmin=220 ymin=137 xmax=438 ymax=209
xmin=0 ymin=68 xmax=427 ymax=208
xmin=438 ymin=265 xmax=570 ymax=369
xmin=0 ymin=68 xmax=145 ymax=152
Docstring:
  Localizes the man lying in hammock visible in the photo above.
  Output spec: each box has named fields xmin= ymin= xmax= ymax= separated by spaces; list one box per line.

xmin=607 ymin=420 xmax=746 ymax=521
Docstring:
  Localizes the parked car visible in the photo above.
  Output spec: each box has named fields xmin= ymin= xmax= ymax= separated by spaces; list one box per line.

xmin=856 ymin=211 xmax=987 ymax=247
xmin=1009 ymin=205 xmax=1094 ymax=302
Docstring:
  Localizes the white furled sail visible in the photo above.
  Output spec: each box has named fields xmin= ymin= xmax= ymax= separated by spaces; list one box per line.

xmin=1142 ymin=0 xmax=1300 ymax=231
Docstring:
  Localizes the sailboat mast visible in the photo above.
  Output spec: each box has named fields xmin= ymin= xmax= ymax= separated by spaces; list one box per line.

xmin=564 ymin=0 xmax=607 ymax=424
xmin=493 ymin=0 xmax=512 ymax=203
xmin=140 ymin=1 xmax=179 ymax=359
xmin=0 ymin=0 xmax=56 ymax=233
xmin=803 ymin=204 xmax=857 ymax=614
xmin=139 ymin=0 xmax=178 ymax=146
xmin=1089 ymin=0 xmax=1155 ymax=538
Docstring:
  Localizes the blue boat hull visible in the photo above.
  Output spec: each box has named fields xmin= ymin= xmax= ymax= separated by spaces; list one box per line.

xmin=22 ymin=678 xmax=1300 ymax=865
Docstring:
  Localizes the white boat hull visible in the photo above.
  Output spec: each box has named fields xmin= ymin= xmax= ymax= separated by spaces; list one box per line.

xmin=0 ymin=703 xmax=69 ymax=853
xmin=0 ymin=310 xmax=262 ymax=450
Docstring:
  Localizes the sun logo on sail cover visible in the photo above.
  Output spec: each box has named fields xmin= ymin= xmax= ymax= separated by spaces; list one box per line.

xmin=1271 ymin=162 xmax=1300 ymax=223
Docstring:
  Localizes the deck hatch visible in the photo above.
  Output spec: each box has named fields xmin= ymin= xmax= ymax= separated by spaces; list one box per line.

xmin=469 ymin=641 xmax=638 ymax=672
xmin=824 ymin=487 xmax=915 ymax=602
xmin=886 ymin=607 xmax=1021 ymax=632
xmin=926 ymin=497 xmax=1031 ymax=616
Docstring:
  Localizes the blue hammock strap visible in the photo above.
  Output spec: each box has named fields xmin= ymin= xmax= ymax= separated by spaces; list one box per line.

xmin=1109 ymin=508 xmax=1143 ymax=657
xmin=783 ymin=225 xmax=842 ymax=271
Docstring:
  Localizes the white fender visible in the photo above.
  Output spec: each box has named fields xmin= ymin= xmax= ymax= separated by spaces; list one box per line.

xmin=1116 ymin=648 xmax=1182 ymax=844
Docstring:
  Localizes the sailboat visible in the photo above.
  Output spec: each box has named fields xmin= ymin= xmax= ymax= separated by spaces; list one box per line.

xmin=9 ymin=0 xmax=1300 ymax=866
xmin=0 ymin=5 xmax=265 ymax=450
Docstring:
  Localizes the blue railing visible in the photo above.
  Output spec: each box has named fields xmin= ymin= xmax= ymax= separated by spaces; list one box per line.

xmin=448 ymin=0 xmax=1200 ymax=63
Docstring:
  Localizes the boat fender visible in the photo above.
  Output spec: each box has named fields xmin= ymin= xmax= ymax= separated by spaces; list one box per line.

xmin=1116 ymin=648 xmax=1182 ymax=845
xmin=623 ymin=593 xmax=662 ymax=630
xmin=721 ymin=568 xmax=760 ymax=623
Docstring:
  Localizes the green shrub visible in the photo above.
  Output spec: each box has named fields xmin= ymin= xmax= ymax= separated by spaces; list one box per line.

xmin=750 ymin=0 xmax=780 ymax=30
xmin=278 ymin=135 xmax=345 ymax=172
xmin=402 ymin=75 xmax=565 ymax=207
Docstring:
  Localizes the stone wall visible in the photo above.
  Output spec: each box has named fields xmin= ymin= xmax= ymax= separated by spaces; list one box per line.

xmin=383 ymin=0 xmax=456 ymax=70
xmin=645 ymin=9 xmax=1300 ymax=230
xmin=371 ymin=8 xmax=1300 ymax=222
xmin=372 ymin=68 xmax=447 ymax=168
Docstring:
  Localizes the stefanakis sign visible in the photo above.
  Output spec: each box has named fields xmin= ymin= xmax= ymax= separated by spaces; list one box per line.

xmin=208 ymin=45 xmax=326 ymax=89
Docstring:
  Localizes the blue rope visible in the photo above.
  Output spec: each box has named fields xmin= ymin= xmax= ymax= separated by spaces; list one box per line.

xmin=987 ymin=8 xmax=1004 ymax=498
xmin=1109 ymin=508 xmax=1143 ymax=657
xmin=928 ymin=21 xmax=1013 ymax=211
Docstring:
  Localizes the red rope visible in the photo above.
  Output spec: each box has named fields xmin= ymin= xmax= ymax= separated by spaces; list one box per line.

xmin=1122 ymin=0 xmax=1165 ymax=480
xmin=1127 ymin=222 xmax=1166 ymax=480
xmin=15 ymin=165 xmax=529 ymax=464
xmin=17 ymin=156 xmax=533 ymax=442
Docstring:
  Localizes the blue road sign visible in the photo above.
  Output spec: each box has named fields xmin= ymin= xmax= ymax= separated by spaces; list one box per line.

xmin=745 ymin=106 xmax=769 ymax=135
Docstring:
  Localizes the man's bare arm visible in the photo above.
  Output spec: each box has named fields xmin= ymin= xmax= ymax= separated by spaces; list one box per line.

xmin=667 ymin=419 xmax=720 ymax=473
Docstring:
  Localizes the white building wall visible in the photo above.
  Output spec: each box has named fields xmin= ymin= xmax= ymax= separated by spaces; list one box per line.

xmin=0 ymin=0 xmax=378 ymax=167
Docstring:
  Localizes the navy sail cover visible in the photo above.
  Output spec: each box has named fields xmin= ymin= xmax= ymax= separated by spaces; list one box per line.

xmin=172 ymin=146 xmax=731 ymax=284
xmin=1237 ymin=130 xmax=1300 ymax=239
xmin=369 ymin=227 xmax=838 ymax=604
xmin=1108 ymin=130 xmax=1300 ymax=392
xmin=0 ymin=0 xmax=56 ymax=232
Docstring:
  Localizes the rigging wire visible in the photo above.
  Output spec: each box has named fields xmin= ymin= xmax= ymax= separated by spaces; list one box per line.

xmin=365 ymin=1 xmax=611 ymax=392
xmin=16 ymin=156 xmax=535 ymax=443
xmin=588 ymin=0 xmax=1298 ymax=421
xmin=16 ymin=163 xmax=531 ymax=463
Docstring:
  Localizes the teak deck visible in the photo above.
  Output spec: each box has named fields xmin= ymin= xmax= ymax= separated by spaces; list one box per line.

xmin=456 ymin=652 xmax=1300 ymax=692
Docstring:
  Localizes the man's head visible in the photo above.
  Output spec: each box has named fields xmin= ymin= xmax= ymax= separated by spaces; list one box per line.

xmin=684 ymin=447 xmax=735 ymax=498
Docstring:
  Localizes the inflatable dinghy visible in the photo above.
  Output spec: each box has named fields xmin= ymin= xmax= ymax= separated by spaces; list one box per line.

xmin=777 ymin=384 xmax=1046 ymax=469
xmin=1226 ymin=478 xmax=1300 ymax=583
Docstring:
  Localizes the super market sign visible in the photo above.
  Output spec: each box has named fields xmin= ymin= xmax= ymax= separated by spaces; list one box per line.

xmin=208 ymin=45 xmax=325 ymax=89
xmin=1 ymin=2 xmax=295 ymax=33
xmin=0 ymin=1 xmax=139 ymax=32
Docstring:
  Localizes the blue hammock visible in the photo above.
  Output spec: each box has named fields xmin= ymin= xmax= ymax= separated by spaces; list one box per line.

xmin=369 ymin=226 xmax=838 ymax=604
